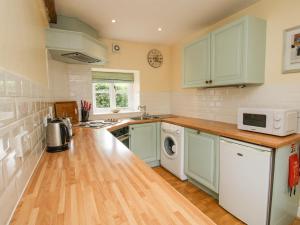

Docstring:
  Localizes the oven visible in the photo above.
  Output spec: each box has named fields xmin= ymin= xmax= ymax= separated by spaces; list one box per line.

xmin=111 ymin=126 xmax=129 ymax=148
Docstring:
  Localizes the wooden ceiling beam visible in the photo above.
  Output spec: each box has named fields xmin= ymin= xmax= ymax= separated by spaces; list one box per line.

xmin=43 ymin=0 xmax=57 ymax=23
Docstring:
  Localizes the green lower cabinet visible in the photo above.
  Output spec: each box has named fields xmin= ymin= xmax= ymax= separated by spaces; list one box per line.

xmin=184 ymin=128 xmax=219 ymax=193
xmin=129 ymin=122 xmax=160 ymax=167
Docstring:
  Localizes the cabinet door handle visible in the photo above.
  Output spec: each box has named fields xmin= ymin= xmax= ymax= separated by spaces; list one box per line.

xmin=131 ymin=127 xmax=134 ymax=130
xmin=205 ymin=80 xmax=209 ymax=84
xmin=209 ymin=80 xmax=213 ymax=84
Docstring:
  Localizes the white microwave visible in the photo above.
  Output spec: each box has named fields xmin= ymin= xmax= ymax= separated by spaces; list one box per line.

xmin=238 ymin=108 xmax=298 ymax=136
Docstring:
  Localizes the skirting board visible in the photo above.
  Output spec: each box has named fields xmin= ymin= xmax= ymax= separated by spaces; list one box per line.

xmin=147 ymin=160 xmax=160 ymax=167
xmin=297 ymin=206 xmax=300 ymax=218
xmin=187 ymin=176 xmax=219 ymax=199
xmin=6 ymin=150 xmax=45 ymax=225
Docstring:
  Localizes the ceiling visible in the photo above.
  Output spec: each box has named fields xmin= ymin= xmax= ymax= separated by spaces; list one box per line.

xmin=56 ymin=0 xmax=259 ymax=44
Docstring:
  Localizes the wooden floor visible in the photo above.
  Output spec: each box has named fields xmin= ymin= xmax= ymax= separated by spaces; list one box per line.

xmin=153 ymin=166 xmax=300 ymax=225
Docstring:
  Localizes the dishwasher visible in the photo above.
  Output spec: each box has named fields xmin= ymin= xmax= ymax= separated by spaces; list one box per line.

xmin=219 ymin=137 xmax=273 ymax=225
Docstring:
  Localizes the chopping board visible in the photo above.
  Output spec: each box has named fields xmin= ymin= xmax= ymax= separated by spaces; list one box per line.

xmin=54 ymin=101 xmax=79 ymax=124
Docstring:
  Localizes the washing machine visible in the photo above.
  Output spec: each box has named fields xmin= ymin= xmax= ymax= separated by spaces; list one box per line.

xmin=160 ymin=122 xmax=187 ymax=180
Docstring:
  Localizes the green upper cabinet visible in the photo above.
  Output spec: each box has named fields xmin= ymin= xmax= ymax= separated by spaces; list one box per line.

xmin=182 ymin=16 xmax=266 ymax=88
xmin=211 ymin=19 xmax=245 ymax=85
xmin=211 ymin=16 xmax=266 ymax=86
xmin=184 ymin=128 xmax=219 ymax=193
xmin=183 ymin=34 xmax=211 ymax=88
xmin=129 ymin=122 xmax=160 ymax=166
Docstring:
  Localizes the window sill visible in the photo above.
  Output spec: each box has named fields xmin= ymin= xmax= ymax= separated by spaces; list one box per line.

xmin=92 ymin=110 xmax=140 ymax=116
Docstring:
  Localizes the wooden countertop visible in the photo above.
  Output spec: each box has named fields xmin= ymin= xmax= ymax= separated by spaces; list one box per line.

xmin=107 ymin=115 xmax=300 ymax=148
xmin=162 ymin=117 xmax=300 ymax=148
xmin=106 ymin=114 xmax=175 ymax=132
xmin=10 ymin=127 xmax=215 ymax=225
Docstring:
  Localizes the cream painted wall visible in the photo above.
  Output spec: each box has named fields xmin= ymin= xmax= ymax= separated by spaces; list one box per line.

xmin=171 ymin=0 xmax=300 ymax=93
xmin=0 ymin=0 xmax=48 ymax=86
xmin=102 ymin=39 xmax=171 ymax=92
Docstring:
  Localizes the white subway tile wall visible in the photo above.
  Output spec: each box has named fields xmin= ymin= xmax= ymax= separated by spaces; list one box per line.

xmin=0 ymin=67 xmax=53 ymax=225
xmin=48 ymin=60 xmax=172 ymax=118
xmin=171 ymin=84 xmax=300 ymax=127
xmin=140 ymin=91 xmax=171 ymax=115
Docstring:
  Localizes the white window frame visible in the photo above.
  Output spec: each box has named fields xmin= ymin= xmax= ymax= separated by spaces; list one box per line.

xmin=91 ymin=68 xmax=140 ymax=115
xmin=92 ymin=81 xmax=134 ymax=114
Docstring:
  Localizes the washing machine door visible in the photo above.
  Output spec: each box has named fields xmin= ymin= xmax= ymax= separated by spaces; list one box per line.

xmin=163 ymin=135 xmax=177 ymax=159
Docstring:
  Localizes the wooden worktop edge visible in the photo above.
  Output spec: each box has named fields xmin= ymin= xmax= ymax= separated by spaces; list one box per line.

xmin=107 ymin=116 xmax=300 ymax=149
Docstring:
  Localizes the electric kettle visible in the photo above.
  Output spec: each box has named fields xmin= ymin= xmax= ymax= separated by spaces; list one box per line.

xmin=46 ymin=119 xmax=70 ymax=152
xmin=62 ymin=117 xmax=73 ymax=138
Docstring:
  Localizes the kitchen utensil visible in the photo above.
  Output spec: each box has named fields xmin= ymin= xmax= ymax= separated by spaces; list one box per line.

xmin=80 ymin=99 xmax=91 ymax=122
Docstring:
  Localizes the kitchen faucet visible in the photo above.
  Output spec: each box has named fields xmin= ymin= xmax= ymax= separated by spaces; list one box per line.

xmin=138 ymin=105 xmax=147 ymax=119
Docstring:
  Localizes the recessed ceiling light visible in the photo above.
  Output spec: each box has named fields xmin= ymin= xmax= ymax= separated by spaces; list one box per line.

xmin=112 ymin=19 xmax=117 ymax=23
xmin=158 ymin=27 xmax=162 ymax=31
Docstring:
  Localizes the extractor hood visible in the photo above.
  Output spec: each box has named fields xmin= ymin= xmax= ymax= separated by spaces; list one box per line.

xmin=45 ymin=16 xmax=107 ymax=65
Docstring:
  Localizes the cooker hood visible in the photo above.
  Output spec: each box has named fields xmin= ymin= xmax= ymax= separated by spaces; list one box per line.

xmin=45 ymin=16 xmax=107 ymax=65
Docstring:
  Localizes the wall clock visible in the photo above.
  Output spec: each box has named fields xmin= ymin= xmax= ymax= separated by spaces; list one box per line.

xmin=147 ymin=49 xmax=163 ymax=68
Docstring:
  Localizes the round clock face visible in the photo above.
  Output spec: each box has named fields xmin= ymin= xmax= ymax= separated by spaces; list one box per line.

xmin=147 ymin=49 xmax=163 ymax=68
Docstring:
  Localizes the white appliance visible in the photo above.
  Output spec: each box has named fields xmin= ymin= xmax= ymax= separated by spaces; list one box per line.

xmin=219 ymin=138 xmax=272 ymax=225
xmin=161 ymin=123 xmax=187 ymax=180
xmin=238 ymin=107 xmax=298 ymax=136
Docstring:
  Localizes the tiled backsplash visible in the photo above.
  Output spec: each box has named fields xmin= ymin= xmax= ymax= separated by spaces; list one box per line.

xmin=171 ymin=84 xmax=300 ymax=129
xmin=0 ymin=68 xmax=52 ymax=225
xmin=140 ymin=91 xmax=171 ymax=115
xmin=48 ymin=59 xmax=172 ymax=119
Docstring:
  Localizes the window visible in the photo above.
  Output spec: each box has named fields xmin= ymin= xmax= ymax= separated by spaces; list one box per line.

xmin=92 ymin=81 xmax=133 ymax=113
xmin=91 ymin=69 xmax=139 ymax=114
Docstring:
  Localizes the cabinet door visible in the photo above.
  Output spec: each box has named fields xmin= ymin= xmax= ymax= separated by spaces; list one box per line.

xmin=184 ymin=129 xmax=219 ymax=193
xmin=129 ymin=123 xmax=157 ymax=163
xmin=182 ymin=34 xmax=211 ymax=88
xmin=211 ymin=18 xmax=245 ymax=86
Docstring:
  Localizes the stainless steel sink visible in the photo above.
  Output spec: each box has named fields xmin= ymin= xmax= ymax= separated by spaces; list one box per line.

xmin=130 ymin=115 xmax=161 ymax=120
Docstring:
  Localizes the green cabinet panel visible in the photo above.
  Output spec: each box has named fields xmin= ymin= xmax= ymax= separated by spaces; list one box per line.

xmin=182 ymin=16 xmax=266 ymax=88
xmin=211 ymin=16 xmax=266 ymax=86
xmin=129 ymin=123 xmax=160 ymax=166
xmin=211 ymin=19 xmax=245 ymax=85
xmin=270 ymin=144 xmax=300 ymax=225
xmin=184 ymin=128 xmax=219 ymax=193
xmin=182 ymin=34 xmax=211 ymax=88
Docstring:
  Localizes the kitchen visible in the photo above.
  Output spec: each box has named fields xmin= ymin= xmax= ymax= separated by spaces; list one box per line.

xmin=1 ymin=0 xmax=300 ymax=225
